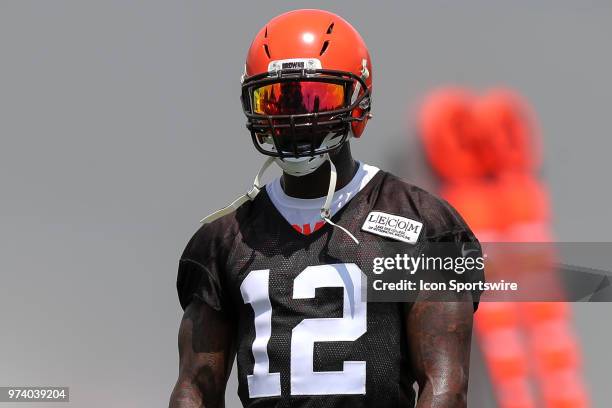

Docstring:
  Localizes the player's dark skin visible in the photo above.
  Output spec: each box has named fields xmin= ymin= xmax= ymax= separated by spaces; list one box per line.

xmin=169 ymin=142 xmax=475 ymax=408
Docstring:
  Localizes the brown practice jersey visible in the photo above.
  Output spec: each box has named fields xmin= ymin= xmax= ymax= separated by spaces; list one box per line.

xmin=177 ymin=170 xmax=483 ymax=408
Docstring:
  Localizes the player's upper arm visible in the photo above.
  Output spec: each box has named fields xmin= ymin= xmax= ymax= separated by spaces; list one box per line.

xmin=170 ymin=299 xmax=236 ymax=408
xmin=406 ymin=299 xmax=474 ymax=408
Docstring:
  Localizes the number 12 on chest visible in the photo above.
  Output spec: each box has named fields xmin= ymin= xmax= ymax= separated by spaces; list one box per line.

xmin=240 ymin=263 xmax=368 ymax=397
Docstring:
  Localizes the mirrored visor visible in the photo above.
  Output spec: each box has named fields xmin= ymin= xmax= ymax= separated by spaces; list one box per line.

xmin=252 ymin=81 xmax=345 ymax=115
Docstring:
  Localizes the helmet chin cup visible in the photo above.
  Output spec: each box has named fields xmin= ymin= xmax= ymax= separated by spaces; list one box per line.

xmin=274 ymin=154 xmax=327 ymax=177
xmin=272 ymin=130 xmax=346 ymax=176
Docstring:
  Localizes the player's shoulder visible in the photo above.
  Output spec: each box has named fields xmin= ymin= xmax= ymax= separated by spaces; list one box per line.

xmin=181 ymin=198 xmax=259 ymax=263
xmin=375 ymin=171 xmax=472 ymax=239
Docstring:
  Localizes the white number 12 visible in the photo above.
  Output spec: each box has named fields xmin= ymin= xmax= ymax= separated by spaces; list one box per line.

xmin=240 ymin=263 xmax=367 ymax=397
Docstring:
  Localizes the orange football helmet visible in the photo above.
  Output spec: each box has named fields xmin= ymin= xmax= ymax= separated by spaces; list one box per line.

xmin=241 ymin=9 xmax=372 ymax=166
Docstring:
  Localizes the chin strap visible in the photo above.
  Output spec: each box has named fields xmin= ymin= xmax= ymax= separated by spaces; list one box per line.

xmin=200 ymin=154 xmax=360 ymax=245
xmin=320 ymin=154 xmax=360 ymax=244
xmin=200 ymin=157 xmax=275 ymax=224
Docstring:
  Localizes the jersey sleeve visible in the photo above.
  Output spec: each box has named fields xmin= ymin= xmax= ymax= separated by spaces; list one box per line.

xmin=372 ymin=173 xmax=485 ymax=310
xmin=426 ymin=227 xmax=485 ymax=311
xmin=176 ymin=223 xmax=233 ymax=312
xmin=413 ymin=181 xmax=485 ymax=311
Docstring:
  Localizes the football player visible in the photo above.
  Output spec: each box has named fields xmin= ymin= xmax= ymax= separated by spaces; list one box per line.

xmin=170 ymin=9 xmax=483 ymax=408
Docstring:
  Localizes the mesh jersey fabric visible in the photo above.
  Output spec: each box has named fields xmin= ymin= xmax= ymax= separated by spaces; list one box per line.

xmin=177 ymin=170 xmax=483 ymax=407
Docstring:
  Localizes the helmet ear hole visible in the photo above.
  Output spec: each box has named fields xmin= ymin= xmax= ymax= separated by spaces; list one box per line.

xmin=351 ymin=109 xmax=368 ymax=138
xmin=348 ymin=82 xmax=371 ymax=138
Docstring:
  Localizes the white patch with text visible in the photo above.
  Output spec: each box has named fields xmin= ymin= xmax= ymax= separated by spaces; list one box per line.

xmin=361 ymin=211 xmax=423 ymax=244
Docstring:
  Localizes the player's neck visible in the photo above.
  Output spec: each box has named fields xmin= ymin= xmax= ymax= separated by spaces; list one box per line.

xmin=280 ymin=143 xmax=358 ymax=199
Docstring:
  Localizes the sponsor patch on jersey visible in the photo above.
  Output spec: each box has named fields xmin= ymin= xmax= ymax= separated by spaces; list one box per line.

xmin=361 ymin=211 xmax=423 ymax=244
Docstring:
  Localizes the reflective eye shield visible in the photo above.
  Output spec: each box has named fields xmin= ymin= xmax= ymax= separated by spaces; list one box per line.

xmin=241 ymin=68 xmax=371 ymax=158
xmin=252 ymin=80 xmax=346 ymax=115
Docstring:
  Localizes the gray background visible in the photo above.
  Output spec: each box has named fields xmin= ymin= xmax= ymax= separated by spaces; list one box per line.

xmin=1 ymin=1 xmax=611 ymax=407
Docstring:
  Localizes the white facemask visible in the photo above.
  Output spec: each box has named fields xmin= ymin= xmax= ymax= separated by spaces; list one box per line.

xmin=271 ymin=131 xmax=346 ymax=176
xmin=274 ymin=154 xmax=327 ymax=177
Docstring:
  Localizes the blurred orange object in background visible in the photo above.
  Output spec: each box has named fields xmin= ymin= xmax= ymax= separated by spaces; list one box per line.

xmin=418 ymin=87 xmax=589 ymax=408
